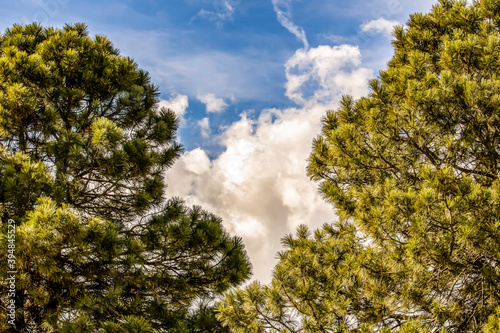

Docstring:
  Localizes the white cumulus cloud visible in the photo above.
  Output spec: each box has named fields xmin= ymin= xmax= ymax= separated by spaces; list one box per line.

xmin=166 ymin=107 xmax=333 ymax=282
xmin=197 ymin=93 xmax=229 ymax=113
xmin=198 ymin=117 xmax=211 ymax=138
xmin=157 ymin=94 xmax=189 ymax=121
xmin=285 ymin=45 xmax=373 ymax=106
xmin=361 ymin=17 xmax=400 ymax=37
xmin=181 ymin=148 xmax=212 ymax=175
xmin=165 ymin=44 xmax=373 ymax=283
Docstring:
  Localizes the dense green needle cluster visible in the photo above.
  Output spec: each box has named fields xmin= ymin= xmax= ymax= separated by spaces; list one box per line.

xmin=0 ymin=23 xmax=250 ymax=332
xmin=217 ymin=223 xmax=369 ymax=332
xmin=217 ymin=0 xmax=500 ymax=332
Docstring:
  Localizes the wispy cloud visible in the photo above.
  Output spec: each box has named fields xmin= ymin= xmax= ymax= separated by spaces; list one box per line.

xmin=271 ymin=0 xmax=308 ymax=49
xmin=197 ymin=93 xmax=229 ymax=113
xmin=190 ymin=0 xmax=236 ymax=25
xmin=152 ymin=50 xmax=282 ymax=103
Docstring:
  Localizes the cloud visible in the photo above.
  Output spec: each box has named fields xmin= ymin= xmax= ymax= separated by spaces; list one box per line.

xmin=319 ymin=33 xmax=349 ymax=44
xmin=198 ymin=117 xmax=211 ymax=138
xmin=271 ymin=0 xmax=309 ymax=49
xmin=197 ymin=93 xmax=229 ymax=113
xmin=166 ymin=108 xmax=333 ymax=282
xmin=285 ymin=45 xmax=373 ymax=106
xmin=152 ymin=51 xmax=282 ymax=103
xmin=361 ymin=17 xmax=400 ymax=37
xmin=165 ymin=44 xmax=373 ymax=283
xmin=181 ymin=148 xmax=212 ymax=175
xmin=190 ymin=0 xmax=236 ymax=25
xmin=156 ymin=94 xmax=189 ymax=123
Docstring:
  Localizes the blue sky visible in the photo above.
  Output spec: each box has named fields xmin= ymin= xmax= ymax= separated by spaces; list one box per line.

xmin=1 ymin=0 xmax=437 ymax=282
xmin=1 ymin=0 xmax=434 ymax=155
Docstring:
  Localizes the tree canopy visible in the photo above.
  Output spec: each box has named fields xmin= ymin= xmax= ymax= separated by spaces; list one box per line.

xmin=0 ymin=23 xmax=251 ymax=332
xmin=0 ymin=22 xmax=180 ymax=221
xmin=217 ymin=0 xmax=500 ymax=331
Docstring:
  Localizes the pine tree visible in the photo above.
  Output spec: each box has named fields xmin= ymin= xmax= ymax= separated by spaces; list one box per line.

xmin=217 ymin=0 xmax=500 ymax=331
xmin=217 ymin=223 xmax=375 ymax=332
xmin=0 ymin=23 xmax=251 ymax=332
xmin=0 ymin=22 xmax=180 ymax=221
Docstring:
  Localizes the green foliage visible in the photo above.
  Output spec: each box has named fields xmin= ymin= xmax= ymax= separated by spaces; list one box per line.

xmin=0 ymin=147 xmax=53 ymax=218
xmin=0 ymin=22 xmax=182 ymax=221
xmin=217 ymin=0 xmax=500 ymax=331
xmin=181 ymin=303 xmax=232 ymax=333
xmin=0 ymin=23 xmax=250 ymax=332
xmin=483 ymin=307 xmax=500 ymax=333
xmin=217 ymin=223 xmax=374 ymax=333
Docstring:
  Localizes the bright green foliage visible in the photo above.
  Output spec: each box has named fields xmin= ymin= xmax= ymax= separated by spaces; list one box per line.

xmin=217 ymin=223 xmax=375 ymax=333
xmin=217 ymin=0 xmax=500 ymax=332
xmin=0 ymin=23 xmax=250 ymax=332
xmin=0 ymin=22 xmax=181 ymax=221
xmin=0 ymin=148 xmax=53 ymax=218
xmin=483 ymin=307 xmax=500 ymax=333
